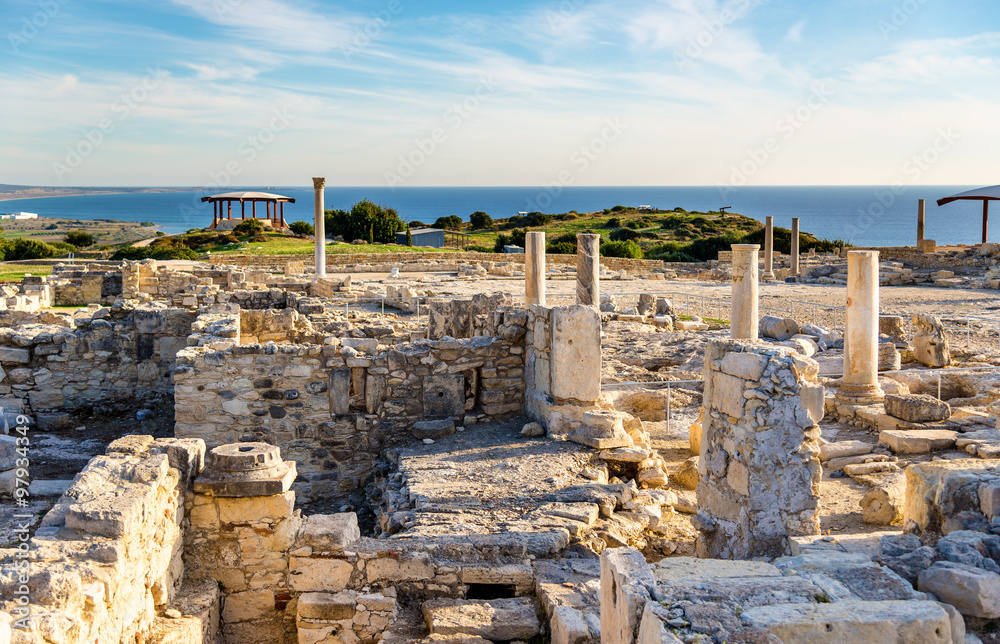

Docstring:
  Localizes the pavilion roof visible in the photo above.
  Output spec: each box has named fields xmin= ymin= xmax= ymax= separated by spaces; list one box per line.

xmin=200 ymin=191 xmax=295 ymax=203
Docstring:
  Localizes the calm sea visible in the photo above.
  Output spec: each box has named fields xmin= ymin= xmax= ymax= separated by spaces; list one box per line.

xmin=0 ymin=186 xmax=986 ymax=247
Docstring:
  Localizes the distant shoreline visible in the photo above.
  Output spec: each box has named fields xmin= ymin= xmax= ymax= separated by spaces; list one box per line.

xmin=0 ymin=187 xmax=194 ymax=203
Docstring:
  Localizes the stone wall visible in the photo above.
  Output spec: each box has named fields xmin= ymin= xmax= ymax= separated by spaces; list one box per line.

xmin=0 ymin=435 xmax=217 ymax=644
xmin=173 ymin=308 xmax=527 ymax=497
xmin=0 ymin=302 xmax=195 ymax=414
xmin=696 ymin=339 xmax=824 ymax=559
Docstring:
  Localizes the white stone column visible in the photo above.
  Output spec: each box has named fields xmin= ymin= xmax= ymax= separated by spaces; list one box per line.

xmin=837 ymin=250 xmax=885 ymax=403
xmin=762 ymin=216 xmax=775 ymax=281
xmin=730 ymin=244 xmax=760 ymax=340
xmin=312 ymin=177 xmax=326 ymax=278
xmin=576 ymin=233 xmax=600 ymax=308
xmin=526 ymin=231 xmax=546 ymax=306
xmin=791 ymin=217 xmax=800 ymax=277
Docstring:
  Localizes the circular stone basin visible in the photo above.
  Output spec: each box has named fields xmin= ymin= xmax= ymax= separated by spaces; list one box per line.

xmin=208 ymin=442 xmax=282 ymax=472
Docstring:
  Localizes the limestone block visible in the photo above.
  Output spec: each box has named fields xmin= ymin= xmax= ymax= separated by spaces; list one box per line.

xmin=903 ymin=459 xmax=1000 ymax=536
xmin=365 ymin=552 xmax=433 ymax=584
xmin=217 ymin=491 xmax=295 ymax=523
xmin=222 ymin=589 xmax=274 ymax=623
xmin=819 ymin=440 xmax=874 ymax=461
xmin=569 ymin=410 xmax=632 ymax=449
xmin=0 ymin=347 xmax=29 ymax=364
xmin=637 ymin=603 xmax=685 ymax=644
xmin=600 ymin=547 xmax=656 ymax=644
xmin=720 ymin=352 xmax=768 ymax=381
xmin=913 ymin=314 xmax=951 ymax=368
xmin=919 ymin=562 xmax=1000 ymax=618
xmin=329 ymin=369 xmax=351 ymax=416
xmin=741 ymin=600 xmax=951 ymax=643
xmin=861 ymin=472 xmax=906 ymax=526
xmin=878 ymin=341 xmax=902 ymax=371
xmin=422 ymin=597 xmax=541 ymax=640
xmin=709 ymin=372 xmax=744 ymax=418
xmin=879 ymin=429 xmax=957 ymax=454
xmin=297 ymin=591 xmax=356 ymax=621
xmin=423 ymin=374 xmax=465 ymax=417
xmin=980 ymin=482 xmax=1000 ymax=519
xmin=289 ymin=557 xmax=354 ymax=592
xmin=297 ymin=513 xmax=360 ymax=552
xmin=551 ymin=605 xmax=597 ymax=644
xmin=551 ymin=306 xmax=601 ymax=403
xmin=412 ymin=419 xmax=456 ymax=440
xmin=884 ymin=394 xmax=951 ymax=423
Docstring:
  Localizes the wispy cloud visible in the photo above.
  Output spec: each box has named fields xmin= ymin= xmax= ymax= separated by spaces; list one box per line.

xmin=786 ymin=19 xmax=806 ymax=43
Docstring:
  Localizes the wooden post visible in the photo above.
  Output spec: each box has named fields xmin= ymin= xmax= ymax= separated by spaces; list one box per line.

xmin=984 ymin=201 xmax=990 ymax=244
xmin=241 ymin=200 xmax=245 ymax=220
xmin=228 ymin=202 xmax=232 ymax=220
xmin=280 ymin=202 xmax=285 ymax=227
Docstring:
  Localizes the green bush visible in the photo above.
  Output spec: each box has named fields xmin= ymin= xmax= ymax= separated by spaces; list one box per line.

xmin=47 ymin=241 xmax=78 ymax=255
xmin=405 ymin=224 xmax=413 ymax=246
xmin=523 ymin=212 xmax=549 ymax=227
xmin=601 ymin=240 xmax=643 ymax=259
xmin=683 ymin=232 xmax=743 ymax=261
xmin=325 ymin=200 xmax=404 ymax=243
xmin=611 ymin=205 xmax=628 ymax=212
xmin=605 ymin=217 xmax=622 ymax=228
xmin=468 ymin=245 xmax=493 ymax=253
xmin=2 ymin=238 xmax=57 ymax=261
xmin=233 ymin=219 xmax=265 ymax=236
xmin=111 ymin=245 xmax=199 ymax=261
xmin=288 ymin=221 xmax=314 ymax=236
xmin=469 ymin=211 xmax=493 ymax=229
xmin=434 ymin=215 xmax=463 ymax=230
xmin=493 ymin=233 xmax=511 ymax=253
xmin=509 ymin=228 xmax=526 ymax=248
xmin=547 ymin=242 xmax=576 ymax=254
xmin=550 ymin=232 xmax=578 ymax=246
xmin=609 ymin=227 xmax=639 ymax=242
xmin=65 ymin=231 xmax=95 ymax=247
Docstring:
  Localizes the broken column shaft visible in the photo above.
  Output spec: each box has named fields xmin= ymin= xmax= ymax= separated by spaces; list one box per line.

xmin=576 ymin=233 xmax=600 ymax=308
xmin=791 ymin=217 xmax=800 ymax=277
xmin=762 ymin=216 xmax=775 ymax=281
xmin=730 ymin=244 xmax=760 ymax=340
xmin=525 ymin=231 xmax=546 ymax=306
xmin=837 ymin=250 xmax=885 ymax=403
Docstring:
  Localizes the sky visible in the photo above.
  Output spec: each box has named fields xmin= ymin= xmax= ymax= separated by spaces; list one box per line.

xmin=0 ymin=0 xmax=998 ymax=189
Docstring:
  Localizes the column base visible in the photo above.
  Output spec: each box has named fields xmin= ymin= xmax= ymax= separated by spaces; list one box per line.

xmin=761 ymin=272 xmax=776 ymax=282
xmin=835 ymin=382 xmax=885 ymax=405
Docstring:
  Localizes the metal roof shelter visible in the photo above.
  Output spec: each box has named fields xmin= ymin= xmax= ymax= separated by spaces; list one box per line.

xmin=937 ymin=185 xmax=1000 ymax=244
xmin=201 ymin=191 xmax=295 ymax=230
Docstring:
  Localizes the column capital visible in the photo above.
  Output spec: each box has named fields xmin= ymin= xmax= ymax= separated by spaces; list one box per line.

xmin=312 ymin=177 xmax=326 ymax=190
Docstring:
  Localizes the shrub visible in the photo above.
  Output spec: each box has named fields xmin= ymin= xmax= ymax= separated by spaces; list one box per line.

xmin=64 ymin=231 xmax=95 ymax=247
xmin=509 ymin=228 xmax=526 ymax=248
xmin=249 ymin=234 xmax=269 ymax=242
xmin=523 ymin=212 xmax=549 ymax=227
xmin=154 ymin=231 xmax=165 ymax=237
xmin=547 ymin=242 xmax=576 ymax=254
xmin=433 ymin=215 xmax=463 ymax=230
xmin=502 ymin=215 xmax=525 ymax=229
xmin=550 ymin=233 xmax=578 ymax=246
xmin=44 ymin=223 xmax=57 ymax=230
xmin=468 ymin=245 xmax=493 ymax=253
xmin=609 ymin=227 xmax=639 ymax=242
xmin=288 ymin=221 xmax=314 ymax=236
xmin=110 ymin=245 xmax=199 ymax=261
xmin=2 ymin=238 xmax=56 ymax=261
xmin=601 ymin=240 xmax=643 ymax=259
xmin=493 ymin=233 xmax=511 ymax=253
xmin=611 ymin=205 xmax=628 ymax=212
xmin=469 ymin=211 xmax=493 ymax=229
xmin=47 ymin=241 xmax=78 ymax=255
xmin=405 ymin=224 xmax=413 ymax=246
xmin=233 ymin=219 xmax=265 ymax=235
xmin=408 ymin=220 xmax=425 ymax=227
xmin=684 ymin=232 xmax=743 ymax=261
xmin=605 ymin=217 xmax=622 ymax=228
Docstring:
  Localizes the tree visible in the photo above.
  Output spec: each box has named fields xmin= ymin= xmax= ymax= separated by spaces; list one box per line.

xmin=367 ymin=223 xmax=374 ymax=244
xmin=469 ymin=211 xmax=492 ymax=229
xmin=405 ymin=223 xmax=413 ymax=246
xmin=325 ymin=200 xmax=404 ymax=243
xmin=64 ymin=231 xmax=95 ymax=247
xmin=2 ymin=238 xmax=56 ymax=261
xmin=288 ymin=221 xmax=314 ymax=236
xmin=433 ymin=215 xmax=463 ymax=230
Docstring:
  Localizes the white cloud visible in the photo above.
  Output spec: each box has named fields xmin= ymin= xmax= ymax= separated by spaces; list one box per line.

xmin=845 ymin=33 xmax=1000 ymax=87
xmin=785 ymin=19 xmax=806 ymax=43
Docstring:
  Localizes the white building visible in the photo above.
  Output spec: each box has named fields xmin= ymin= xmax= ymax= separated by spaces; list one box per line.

xmin=0 ymin=212 xmax=38 ymax=220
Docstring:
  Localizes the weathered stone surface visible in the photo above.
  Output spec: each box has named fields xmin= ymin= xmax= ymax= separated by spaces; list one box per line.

xmin=194 ymin=443 xmax=296 ymax=497
xmin=861 ymin=472 xmax=906 ymax=526
xmin=601 ymin=547 xmax=656 ymax=644
xmin=521 ymin=422 xmax=545 ymax=437
xmin=885 ymin=394 xmax=951 ymax=423
xmin=903 ymin=459 xmax=1000 ymax=537
xmin=741 ymin=600 xmax=951 ymax=643
xmin=413 ymin=418 xmax=457 ymax=440
xmin=878 ymin=341 xmax=902 ymax=371
xmin=289 ymin=556 xmax=354 ymax=592
xmin=879 ymin=429 xmax=958 ymax=454
xmin=672 ymin=457 xmax=699 ymax=490
xmin=551 ymin=305 xmax=601 ymax=403
xmin=919 ymin=562 xmax=1000 ymax=618
xmin=569 ymin=410 xmax=632 ymax=449
xmin=424 ymin=374 xmax=466 ymax=417
xmin=913 ymin=314 xmax=951 ymax=368
xmin=576 ymin=234 xmax=600 ymax=309
xmin=422 ymin=597 xmax=540 ymax=640
xmin=759 ymin=316 xmax=799 ymax=341
xmin=297 ymin=513 xmax=360 ymax=551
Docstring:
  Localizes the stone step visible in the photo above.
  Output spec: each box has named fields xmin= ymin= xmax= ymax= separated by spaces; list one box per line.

xmin=422 ymin=597 xmax=541 ymax=641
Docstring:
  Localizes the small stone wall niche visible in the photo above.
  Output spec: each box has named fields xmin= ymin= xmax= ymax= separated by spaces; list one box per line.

xmin=695 ymin=339 xmax=825 ymax=559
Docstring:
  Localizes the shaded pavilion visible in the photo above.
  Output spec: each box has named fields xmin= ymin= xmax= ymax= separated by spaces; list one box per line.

xmin=201 ymin=191 xmax=295 ymax=230
xmin=937 ymin=185 xmax=1000 ymax=244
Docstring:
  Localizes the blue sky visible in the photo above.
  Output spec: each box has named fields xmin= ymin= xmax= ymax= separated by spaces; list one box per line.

xmin=1 ymin=0 xmax=997 ymax=188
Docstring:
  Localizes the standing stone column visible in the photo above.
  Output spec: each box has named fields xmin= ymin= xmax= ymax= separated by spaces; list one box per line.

xmin=576 ymin=233 xmax=600 ymax=308
xmin=313 ymin=177 xmax=326 ymax=278
xmin=791 ymin=217 xmax=800 ymax=277
xmin=917 ymin=199 xmax=926 ymax=243
xmin=762 ymin=216 xmax=775 ymax=281
xmin=730 ymin=244 xmax=760 ymax=340
xmin=525 ymin=231 xmax=546 ymax=306
xmin=837 ymin=250 xmax=885 ymax=403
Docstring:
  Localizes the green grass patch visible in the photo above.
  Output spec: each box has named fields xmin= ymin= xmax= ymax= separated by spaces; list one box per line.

xmin=0 ymin=264 xmax=54 ymax=282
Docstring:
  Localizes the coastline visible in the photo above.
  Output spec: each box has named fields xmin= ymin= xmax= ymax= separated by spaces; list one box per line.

xmin=0 ymin=187 xmax=194 ymax=203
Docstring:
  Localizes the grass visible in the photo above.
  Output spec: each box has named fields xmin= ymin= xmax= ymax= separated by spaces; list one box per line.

xmin=0 ymin=264 xmax=54 ymax=282
xmin=207 ymin=236 xmax=460 ymax=256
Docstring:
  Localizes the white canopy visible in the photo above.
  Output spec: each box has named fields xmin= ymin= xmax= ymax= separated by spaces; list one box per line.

xmin=937 ymin=185 xmax=1000 ymax=244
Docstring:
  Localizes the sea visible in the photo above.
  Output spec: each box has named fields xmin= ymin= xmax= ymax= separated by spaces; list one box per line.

xmin=0 ymin=186 xmax=988 ymax=247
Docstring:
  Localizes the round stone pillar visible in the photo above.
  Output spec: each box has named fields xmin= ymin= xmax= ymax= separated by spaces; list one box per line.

xmin=917 ymin=199 xmax=926 ymax=242
xmin=576 ymin=233 xmax=600 ymax=308
xmin=837 ymin=250 xmax=885 ymax=403
xmin=313 ymin=177 xmax=326 ymax=278
xmin=791 ymin=217 xmax=800 ymax=277
xmin=762 ymin=216 xmax=775 ymax=281
xmin=730 ymin=244 xmax=760 ymax=340
xmin=526 ymin=231 xmax=546 ymax=306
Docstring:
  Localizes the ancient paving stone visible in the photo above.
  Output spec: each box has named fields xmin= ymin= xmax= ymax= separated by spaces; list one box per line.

xmin=741 ymin=600 xmax=952 ymax=643
xmin=884 ymin=393 xmax=951 ymax=423
xmin=918 ymin=562 xmax=1000 ymax=618
xmin=878 ymin=429 xmax=958 ymax=455
xmin=818 ymin=440 xmax=876 ymax=461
